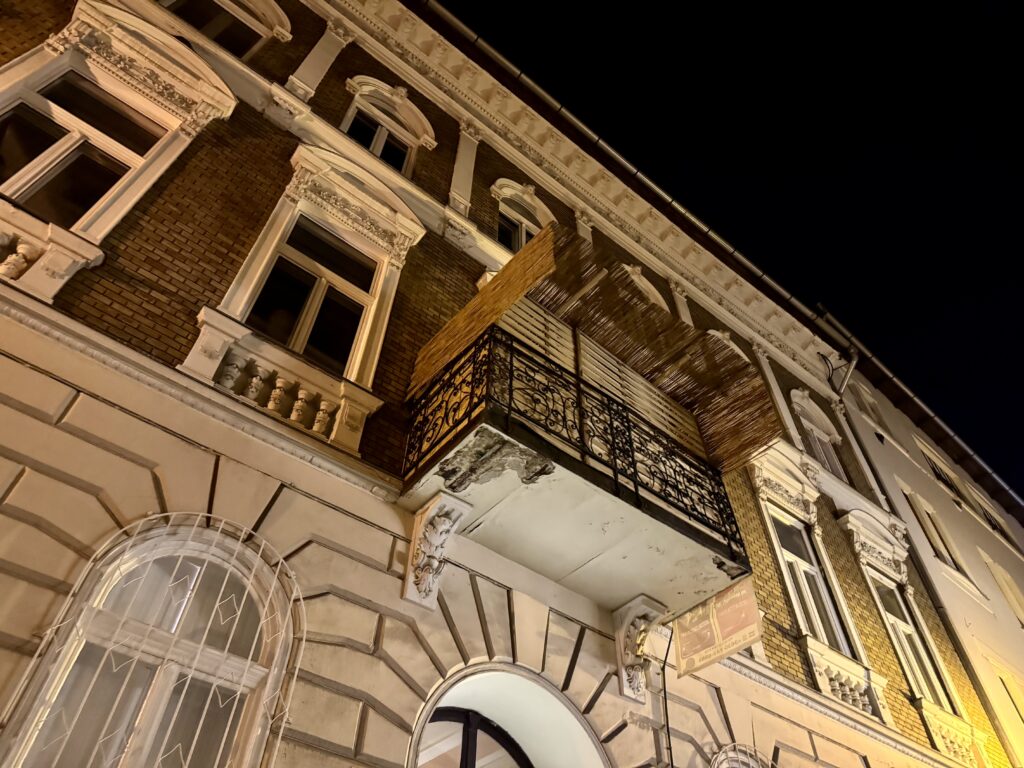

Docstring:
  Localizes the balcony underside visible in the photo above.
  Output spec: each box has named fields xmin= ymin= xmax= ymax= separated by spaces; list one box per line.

xmin=403 ymin=419 xmax=746 ymax=615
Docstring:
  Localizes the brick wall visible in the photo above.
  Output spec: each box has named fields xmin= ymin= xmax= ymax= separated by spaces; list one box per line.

xmin=55 ymin=104 xmax=297 ymax=366
xmin=723 ymin=468 xmax=816 ymax=687
xmin=0 ymin=0 xmax=72 ymax=66
xmin=908 ymin=563 xmax=1012 ymax=768
xmin=360 ymin=231 xmax=485 ymax=474
xmin=813 ymin=495 xmax=932 ymax=746
xmin=246 ymin=0 xmax=325 ymax=86
xmin=468 ymin=141 xmax=575 ymax=240
xmin=309 ymin=44 xmax=458 ymax=205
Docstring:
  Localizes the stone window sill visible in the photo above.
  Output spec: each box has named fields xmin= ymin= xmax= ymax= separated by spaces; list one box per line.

xmin=915 ymin=697 xmax=986 ymax=766
xmin=801 ymin=634 xmax=893 ymax=726
xmin=179 ymin=306 xmax=382 ymax=455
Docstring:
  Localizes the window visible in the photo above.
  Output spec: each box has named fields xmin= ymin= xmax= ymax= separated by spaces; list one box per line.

xmin=2 ymin=515 xmax=298 ymax=768
xmin=0 ymin=71 xmax=165 ymax=233
xmin=902 ymin=490 xmax=967 ymax=575
xmin=790 ymin=389 xmax=847 ymax=481
xmin=489 ymin=179 xmax=555 ymax=253
xmin=769 ymin=506 xmax=852 ymax=654
xmin=869 ymin=572 xmax=954 ymax=711
xmin=417 ymin=708 xmax=533 ymax=768
xmin=245 ymin=216 xmax=379 ymax=378
xmin=341 ymin=77 xmax=436 ymax=177
xmin=985 ymin=556 xmax=1024 ymax=628
xmin=851 ymin=382 xmax=888 ymax=430
xmin=154 ymin=0 xmax=291 ymax=59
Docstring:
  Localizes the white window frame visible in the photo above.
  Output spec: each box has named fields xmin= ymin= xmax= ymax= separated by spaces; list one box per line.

xmin=791 ymin=389 xmax=848 ymax=482
xmin=490 ymin=178 xmax=556 ymax=253
xmin=867 ymin=569 xmax=956 ymax=712
xmin=0 ymin=515 xmax=300 ymax=768
xmin=767 ymin=502 xmax=852 ymax=656
xmin=983 ymin=554 xmax=1024 ymax=627
xmin=245 ymin=211 xmax=382 ymax=379
xmin=215 ymin=145 xmax=423 ymax=390
xmin=341 ymin=76 xmax=436 ymax=178
xmin=152 ymin=0 xmax=292 ymax=60
xmin=901 ymin=487 xmax=972 ymax=578
xmin=0 ymin=1 xmax=235 ymax=301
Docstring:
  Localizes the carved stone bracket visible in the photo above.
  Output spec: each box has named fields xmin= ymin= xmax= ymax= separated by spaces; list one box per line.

xmin=613 ymin=595 xmax=667 ymax=704
xmin=402 ymin=493 xmax=473 ymax=608
xmin=0 ymin=203 xmax=104 ymax=303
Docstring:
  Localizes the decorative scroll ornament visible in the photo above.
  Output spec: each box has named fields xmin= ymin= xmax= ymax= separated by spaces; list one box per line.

xmin=403 ymin=493 xmax=472 ymax=608
xmin=613 ymin=596 xmax=666 ymax=704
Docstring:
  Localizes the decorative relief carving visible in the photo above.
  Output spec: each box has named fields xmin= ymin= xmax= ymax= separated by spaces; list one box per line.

xmin=402 ymin=493 xmax=472 ymax=608
xmin=748 ymin=463 xmax=816 ymax=520
xmin=613 ymin=596 xmax=666 ymax=704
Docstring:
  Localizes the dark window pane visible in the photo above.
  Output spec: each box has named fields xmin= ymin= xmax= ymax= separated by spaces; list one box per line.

xmin=213 ymin=16 xmax=261 ymax=57
xmin=0 ymin=105 xmax=67 ymax=184
xmin=19 ymin=144 xmax=127 ymax=229
xmin=303 ymin=288 xmax=362 ymax=378
xmin=287 ymin=218 xmax=376 ymax=292
xmin=805 ymin=571 xmax=845 ymax=651
xmin=168 ymin=0 xmax=222 ymax=30
xmin=246 ymin=257 xmax=315 ymax=345
xmin=497 ymin=211 xmax=518 ymax=251
xmin=346 ymin=111 xmax=378 ymax=150
xmin=379 ymin=133 xmax=409 ymax=172
xmin=41 ymin=71 xmax=164 ymax=155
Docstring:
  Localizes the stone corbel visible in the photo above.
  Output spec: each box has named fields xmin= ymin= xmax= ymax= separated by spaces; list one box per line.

xmin=613 ymin=595 xmax=667 ymax=704
xmin=574 ymin=209 xmax=594 ymax=242
xmin=0 ymin=204 xmax=104 ymax=303
xmin=403 ymin=493 xmax=473 ymax=608
xmin=265 ymin=84 xmax=312 ymax=130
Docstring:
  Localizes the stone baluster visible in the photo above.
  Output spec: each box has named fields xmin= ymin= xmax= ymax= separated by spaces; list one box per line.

xmin=0 ymin=241 xmax=43 ymax=280
xmin=312 ymin=400 xmax=337 ymax=436
xmin=290 ymin=388 xmax=316 ymax=427
xmin=266 ymin=377 xmax=294 ymax=415
xmin=217 ymin=351 xmax=250 ymax=392
xmin=243 ymin=364 xmax=272 ymax=404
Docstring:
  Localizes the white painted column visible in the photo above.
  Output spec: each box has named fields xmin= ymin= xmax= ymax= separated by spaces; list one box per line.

xmin=448 ymin=120 xmax=481 ymax=216
xmin=752 ymin=343 xmax=804 ymax=450
xmin=285 ymin=21 xmax=355 ymax=103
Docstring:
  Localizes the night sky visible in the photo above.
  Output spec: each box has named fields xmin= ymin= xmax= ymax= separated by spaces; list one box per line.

xmin=433 ymin=0 xmax=1024 ymax=495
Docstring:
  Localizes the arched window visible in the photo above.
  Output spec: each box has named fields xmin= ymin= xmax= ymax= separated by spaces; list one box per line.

xmin=490 ymin=179 xmax=555 ymax=252
xmin=157 ymin=0 xmax=292 ymax=59
xmin=0 ymin=514 xmax=301 ymax=768
xmin=341 ymin=76 xmax=436 ymax=176
xmin=790 ymin=388 xmax=847 ymax=481
xmin=418 ymin=707 xmax=533 ymax=767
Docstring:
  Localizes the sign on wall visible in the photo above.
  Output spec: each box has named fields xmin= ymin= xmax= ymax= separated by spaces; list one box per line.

xmin=674 ymin=575 xmax=762 ymax=676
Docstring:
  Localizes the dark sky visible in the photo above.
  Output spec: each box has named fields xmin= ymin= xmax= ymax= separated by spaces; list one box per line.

xmin=434 ymin=0 xmax=1024 ymax=495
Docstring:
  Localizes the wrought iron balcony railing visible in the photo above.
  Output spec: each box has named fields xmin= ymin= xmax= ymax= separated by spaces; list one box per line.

xmin=404 ymin=325 xmax=746 ymax=561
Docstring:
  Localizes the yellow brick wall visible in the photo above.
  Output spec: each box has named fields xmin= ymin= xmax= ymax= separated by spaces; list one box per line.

xmin=907 ymin=564 xmax=1011 ymax=768
xmin=813 ymin=495 xmax=931 ymax=747
xmin=723 ymin=469 xmax=815 ymax=687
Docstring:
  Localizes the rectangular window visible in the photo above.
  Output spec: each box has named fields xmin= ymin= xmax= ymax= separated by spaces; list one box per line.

xmin=869 ymin=573 xmax=954 ymax=711
xmin=903 ymin=490 xmax=964 ymax=574
xmin=986 ymin=558 xmax=1024 ymax=627
xmin=770 ymin=508 xmax=851 ymax=654
xmin=805 ymin=426 xmax=847 ymax=482
xmin=0 ymin=71 xmax=166 ymax=234
xmin=244 ymin=215 xmax=377 ymax=379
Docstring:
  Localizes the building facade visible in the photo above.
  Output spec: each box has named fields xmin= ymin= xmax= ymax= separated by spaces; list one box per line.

xmin=0 ymin=1 xmax=1019 ymax=767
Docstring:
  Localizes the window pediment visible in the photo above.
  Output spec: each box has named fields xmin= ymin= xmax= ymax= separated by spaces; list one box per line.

xmin=46 ymin=1 xmax=236 ymax=133
xmin=345 ymin=75 xmax=436 ymax=149
xmin=286 ymin=144 xmax=425 ymax=265
xmin=838 ymin=508 xmax=911 ymax=581
xmin=791 ymin=387 xmax=841 ymax=443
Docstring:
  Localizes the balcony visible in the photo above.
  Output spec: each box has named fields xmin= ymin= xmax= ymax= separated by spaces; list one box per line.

xmin=401 ymin=225 xmax=782 ymax=614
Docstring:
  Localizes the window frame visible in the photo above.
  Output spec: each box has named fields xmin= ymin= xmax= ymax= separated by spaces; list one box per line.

xmin=1 ymin=61 xmax=180 ymax=243
xmin=420 ymin=707 xmax=534 ymax=768
xmin=867 ymin=569 xmax=956 ymax=713
xmin=901 ymin=488 xmax=970 ymax=577
xmin=790 ymin=389 xmax=848 ymax=482
xmin=340 ymin=77 xmax=436 ymax=179
xmin=1 ymin=517 xmax=299 ymax=768
xmin=489 ymin=179 xmax=555 ymax=253
xmin=152 ymin=0 xmax=291 ymax=60
xmin=767 ymin=503 xmax=853 ymax=656
xmin=983 ymin=554 xmax=1024 ymax=628
xmin=497 ymin=202 xmax=539 ymax=253
xmin=244 ymin=213 xmax=383 ymax=379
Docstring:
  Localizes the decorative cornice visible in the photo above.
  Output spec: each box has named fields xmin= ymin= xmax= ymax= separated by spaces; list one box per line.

xmin=328 ymin=0 xmax=843 ymax=381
